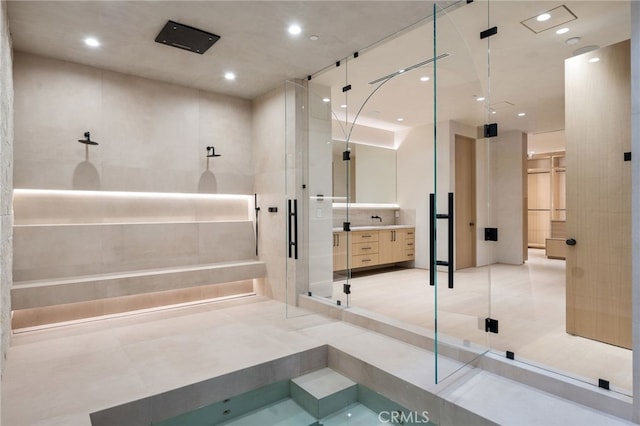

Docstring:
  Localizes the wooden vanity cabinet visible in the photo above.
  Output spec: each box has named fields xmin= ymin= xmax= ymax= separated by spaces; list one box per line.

xmin=379 ymin=229 xmax=415 ymax=264
xmin=333 ymin=227 xmax=415 ymax=271
xmin=350 ymin=231 xmax=379 ymax=268
xmin=333 ymin=232 xmax=348 ymax=271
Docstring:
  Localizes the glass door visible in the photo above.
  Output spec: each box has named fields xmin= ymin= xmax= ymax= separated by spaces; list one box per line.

xmin=481 ymin=0 xmax=633 ymax=396
xmin=284 ymin=79 xmax=338 ymax=316
xmin=431 ymin=1 xmax=492 ymax=383
xmin=285 ymin=0 xmax=632 ymax=393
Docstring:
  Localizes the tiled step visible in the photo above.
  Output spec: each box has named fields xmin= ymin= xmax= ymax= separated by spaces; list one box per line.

xmin=219 ymin=398 xmax=317 ymax=426
xmin=319 ymin=402 xmax=386 ymax=426
xmin=290 ymin=367 xmax=358 ymax=419
xmin=12 ymin=260 xmax=265 ymax=309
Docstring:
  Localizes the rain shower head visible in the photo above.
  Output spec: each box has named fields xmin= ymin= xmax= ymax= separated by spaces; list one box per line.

xmin=206 ymin=146 xmax=221 ymax=157
xmin=78 ymin=131 xmax=98 ymax=145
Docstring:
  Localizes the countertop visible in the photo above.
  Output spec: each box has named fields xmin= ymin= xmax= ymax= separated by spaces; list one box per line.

xmin=332 ymin=225 xmax=414 ymax=232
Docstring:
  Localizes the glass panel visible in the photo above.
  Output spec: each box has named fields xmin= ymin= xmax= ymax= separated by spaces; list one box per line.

xmin=285 ymin=78 xmax=352 ymax=315
xmin=483 ymin=0 xmax=632 ymax=396
xmin=286 ymin=0 xmax=633 ymax=397
xmin=284 ymin=80 xmax=307 ymax=318
xmin=312 ymin=11 xmax=441 ymax=317
xmin=432 ymin=1 xmax=491 ymax=383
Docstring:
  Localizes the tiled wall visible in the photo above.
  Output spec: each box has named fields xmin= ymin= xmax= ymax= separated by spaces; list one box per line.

xmin=631 ymin=2 xmax=640 ymax=414
xmin=251 ymin=87 xmax=286 ymax=301
xmin=13 ymin=52 xmax=253 ymax=194
xmin=332 ymin=207 xmax=397 ymax=228
xmin=13 ymin=221 xmax=256 ymax=282
xmin=10 ymin=53 xmax=263 ymax=323
xmin=12 ymin=190 xmax=251 ymax=225
xmin=0 ymin=0 xmax=13 ymax=387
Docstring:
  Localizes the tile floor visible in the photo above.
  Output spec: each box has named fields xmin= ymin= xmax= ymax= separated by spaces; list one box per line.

xmin=1 ymin=293 xmax=634 ymax=426
xmin=332 ymin=249 xmax=633 ymax=394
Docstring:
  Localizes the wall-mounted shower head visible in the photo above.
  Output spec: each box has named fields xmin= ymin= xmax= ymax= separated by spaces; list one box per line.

xmin=78 ymin=131 xmax=98 ymax=145
xmin=206 ymin=146 xmax=221 ymax=157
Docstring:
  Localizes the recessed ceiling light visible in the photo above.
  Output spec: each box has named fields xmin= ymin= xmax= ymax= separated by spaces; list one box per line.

xmin=224 ymin=72 xmax=235 ymax=80
xmin=588 ymin=57 xmax=600 ymax=63
xmin=309 ymin=35 xmax=319 ymax=41
xmin=322 ymin=98 xmax=330 ymax=103
xmin=536 ymin=13 xmax=551 ymax=22
xmin=566 ymin=36 xmax=581 ymax=46
xmin=288 ymin=24 xmax=302 ymax=35
xmin=491 ymin=110 xmax=497 ymax=115
xmin=84 ymin=37 xmax=100 ymax=47
xmin=396 ymin=118 xmax=404 ymax=122
xmin=420 ymin=76 xmax=430 ymax=82
xmin=340 ymin=104 xmax=347 ymax=109
xmin=476 ymin=96 xmax=485 ymax=102
xmin=556 ymin=27 xmax=569 ymax=35
xmin=518 ymin=112 xmax=526 ymax=117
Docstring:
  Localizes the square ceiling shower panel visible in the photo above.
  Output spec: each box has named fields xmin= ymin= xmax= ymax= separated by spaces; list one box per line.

xmin=521 ymin=5 xmax=577 ymax=34
xmin=155 ymin=20 xmax=220 ymax=54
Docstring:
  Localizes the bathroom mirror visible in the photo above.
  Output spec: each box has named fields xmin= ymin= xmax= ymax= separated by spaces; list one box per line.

xmin=332 ymin=141 xmax=397 ymax=203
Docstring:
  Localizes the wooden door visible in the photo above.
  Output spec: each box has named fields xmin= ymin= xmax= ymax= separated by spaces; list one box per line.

xmin=455 ymin=135 xmax=476 ymax=270
xmin=565 ymin=40 xmax=631 ymax=348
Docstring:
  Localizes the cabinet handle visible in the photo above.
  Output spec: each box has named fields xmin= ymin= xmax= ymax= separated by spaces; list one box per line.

xmin=362 ymin=258 xmax=371 ymax=262
xmin=362 ymin=247 xmax=372 ymax=250
xmin=361 ymin=235 xmax=371 ymax=238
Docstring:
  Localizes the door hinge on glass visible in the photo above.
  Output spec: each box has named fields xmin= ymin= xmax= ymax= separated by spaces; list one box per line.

xmin=485 ymin=317 xmax=499 ymax=334
xmin=480 ymin=26 xmax=498 ymax=40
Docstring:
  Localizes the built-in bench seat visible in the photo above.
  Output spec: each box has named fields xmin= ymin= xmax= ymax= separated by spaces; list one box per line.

xmin=12 ymin=259 xmax=266 ymax=310
xmin=11 ymin=190 xmax=263 ymax=327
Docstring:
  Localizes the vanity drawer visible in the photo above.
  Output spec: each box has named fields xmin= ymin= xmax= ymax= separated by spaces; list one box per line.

xmin=351 ymin=231 xmax=378 ymax=243
xmin=352 ymin=242 xmax=378 ymax=256
xmin=352 ymin=254 xmax=379 ymax=268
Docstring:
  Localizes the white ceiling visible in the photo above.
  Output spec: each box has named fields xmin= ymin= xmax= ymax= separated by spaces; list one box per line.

xmin=7 ymin=1 xmax=631 ymax=138
xmin=7 ymin=1 xmax=441 ymax=99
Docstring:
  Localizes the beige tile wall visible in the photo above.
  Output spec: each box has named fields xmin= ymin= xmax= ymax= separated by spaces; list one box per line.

xmin=10 ymin=52 xmax=267 ymax=324
xmin=13 ymin=52 xmax=253 ymax=195
xmin=252 ymin=87 xmax=286 ymax=302
xmin=13 ymin=221 xmax=257 ymax=281
xmin=0 ymin=0 xmax=14 ymax=392
xmin=13 ymin=190 xmax=251 ymax=225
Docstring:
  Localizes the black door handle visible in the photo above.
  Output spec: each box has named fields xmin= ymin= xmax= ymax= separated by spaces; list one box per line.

xmin=566 ymin=238 xmax=576 ymax=246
